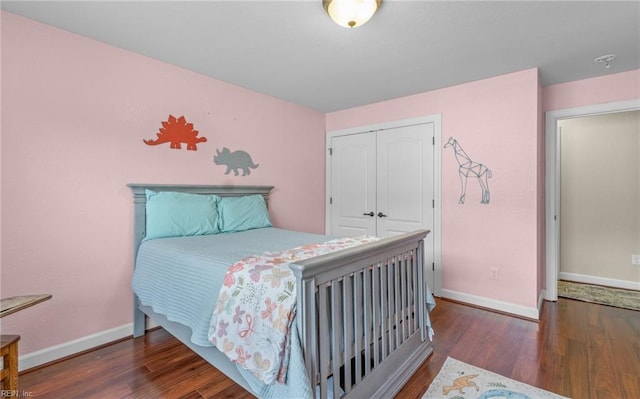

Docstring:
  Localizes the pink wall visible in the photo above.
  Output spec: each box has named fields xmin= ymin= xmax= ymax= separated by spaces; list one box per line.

xmin=543 ymin=69 xmax=640 ymax=112
xmin=328 ymin=69 xmax=542 ymax=310
xmin=1 ymin=12 xmax=326 ymax=356
xmin=537 ymin=78 xmax=545 ymax=301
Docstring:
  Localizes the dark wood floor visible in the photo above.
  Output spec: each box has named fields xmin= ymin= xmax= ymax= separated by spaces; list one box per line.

xmin=18 ymin=297 xmax=640 ymax=398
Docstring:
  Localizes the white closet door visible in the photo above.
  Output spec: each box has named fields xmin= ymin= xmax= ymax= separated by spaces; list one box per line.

xmin=376 ymin=124 xmax=434 ymax=238
xmin=329 ymin=132 xmax=377 ymax=237
xmin=328 ymin=118 xmax=439 ymax=294
xmin=377 ymin=123 xmax=435 ymax=292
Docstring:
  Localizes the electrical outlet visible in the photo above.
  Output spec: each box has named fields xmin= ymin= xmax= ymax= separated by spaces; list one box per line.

xmin=489 ymin=267 xmax=499 ymax=280
xmin=632 ymin=254 xmax=640 ymax=265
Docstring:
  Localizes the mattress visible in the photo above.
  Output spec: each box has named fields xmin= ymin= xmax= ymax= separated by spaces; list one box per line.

xmin=131 ymin=227 xmax=330 ymax=347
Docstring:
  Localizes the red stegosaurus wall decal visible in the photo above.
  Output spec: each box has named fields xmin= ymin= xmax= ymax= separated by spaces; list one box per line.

xmin=144 ymin=115 xmax=207 ymax=150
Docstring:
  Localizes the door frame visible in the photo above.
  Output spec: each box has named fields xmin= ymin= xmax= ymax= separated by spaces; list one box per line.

xmin=326 ymin=114 xmax=442 ymax=296
xmin=545 ymin=99 xmax=640 ymax=300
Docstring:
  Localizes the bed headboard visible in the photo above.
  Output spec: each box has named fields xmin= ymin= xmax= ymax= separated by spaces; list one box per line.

xmin=127 ymin=184 xmax=274 ymax=263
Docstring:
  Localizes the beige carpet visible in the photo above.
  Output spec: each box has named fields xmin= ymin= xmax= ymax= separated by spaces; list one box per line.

xmin=557 ymin=280 xmax=640 ymax=311
xmin=423 ymin=357 xmax=569 ymax=399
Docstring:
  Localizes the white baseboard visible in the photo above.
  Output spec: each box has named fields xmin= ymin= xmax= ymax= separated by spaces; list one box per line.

xmin=559 ymin=272 xmax=640 ymax=291
xmin=19 ymin=324 xmax=132 ymax=371
xmin=538 ymin=289 xmax=547 ymax=311
xmin=19 ymin=317 xmax=160 ymax=372
xmin=440 ymin=289 xmax=540 ymax=320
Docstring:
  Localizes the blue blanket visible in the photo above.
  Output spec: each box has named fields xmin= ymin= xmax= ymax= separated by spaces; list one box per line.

xmin=132 ymin=228 xmax=330 ymax=347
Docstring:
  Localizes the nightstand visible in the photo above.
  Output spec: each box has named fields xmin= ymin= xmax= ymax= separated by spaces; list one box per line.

xmin=0 ymin=335 xmax=20 ymax=390
xmin=0 ymin=294 xmax=52 ymax=391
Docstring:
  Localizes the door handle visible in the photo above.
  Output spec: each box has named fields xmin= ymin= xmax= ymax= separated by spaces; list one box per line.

xmin=362 ymin=212 xmax=375 ymax=217
xmin=377 ymin=212 xmax=387 ymax=218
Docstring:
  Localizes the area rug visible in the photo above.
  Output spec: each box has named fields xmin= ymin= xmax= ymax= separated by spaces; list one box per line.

xmin=557 ymin=280 xmax=640 ymax=311
xmin=423 ymin=357 xmax=569 ymax=399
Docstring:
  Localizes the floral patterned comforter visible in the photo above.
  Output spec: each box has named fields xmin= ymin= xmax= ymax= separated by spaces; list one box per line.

xmin=208 ymin=236 xmax=380 ymax=385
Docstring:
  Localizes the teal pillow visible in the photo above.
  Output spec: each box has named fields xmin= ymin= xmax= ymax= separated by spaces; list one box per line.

xmin=218 ymin=194 xmax=272 ymax=233
xmin=144 ymin=190 xmax=220 ymax=241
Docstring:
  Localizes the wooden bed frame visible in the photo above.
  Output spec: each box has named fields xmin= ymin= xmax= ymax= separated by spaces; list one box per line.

xmin=128 ymin=184 xmax=433 ymax=398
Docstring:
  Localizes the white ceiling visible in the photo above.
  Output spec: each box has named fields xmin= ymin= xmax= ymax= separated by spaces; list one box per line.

xmin=2 ymin=1 xmax=639 ymax=112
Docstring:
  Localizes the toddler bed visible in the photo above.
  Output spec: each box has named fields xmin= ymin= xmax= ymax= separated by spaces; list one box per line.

xmin=128 ymin=184 xmax=434 ymax=398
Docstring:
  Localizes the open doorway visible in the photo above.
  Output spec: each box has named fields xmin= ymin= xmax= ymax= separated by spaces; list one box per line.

xmin=558 ymin=111 xmax=639 ymax=287
xmin=545 ymin=99 xmax=640 ymax=301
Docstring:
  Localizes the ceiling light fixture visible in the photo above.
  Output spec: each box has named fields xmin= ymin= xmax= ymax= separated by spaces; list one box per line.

xmin=595 ymin=54 xmax=616 ymax=69
xmin=323 ymin=0 xmax=382 ymax=29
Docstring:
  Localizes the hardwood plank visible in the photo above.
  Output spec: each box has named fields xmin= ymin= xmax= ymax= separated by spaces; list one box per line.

xmin=510 ymin=325 xmax=542 ymax=386
xmin=176 ymin=391 xmax=204 ymax=399
xmin=196 ymin=372 xmax=248 ymax=399
xmin=620 ymin=372 xmax=640 ymax=399
xmin=565 ymin=338 xmax=592 ymax=398
xmin=17 ymin=298 xmax=640 ymax=399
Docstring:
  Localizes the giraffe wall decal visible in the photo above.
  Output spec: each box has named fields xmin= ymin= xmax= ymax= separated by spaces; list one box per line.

xmin=444 ymin=137 xmax=492 ymax=204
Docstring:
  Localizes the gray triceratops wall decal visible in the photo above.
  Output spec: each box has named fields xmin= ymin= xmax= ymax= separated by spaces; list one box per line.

xmin=213 ymin=147 xmax=259 ymax=176
xmin=444 ymin=137 xmax=492 ymax=204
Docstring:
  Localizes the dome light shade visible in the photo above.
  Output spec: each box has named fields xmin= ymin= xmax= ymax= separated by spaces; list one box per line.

xmin=323 ymin=0 xmax=382 ymax=28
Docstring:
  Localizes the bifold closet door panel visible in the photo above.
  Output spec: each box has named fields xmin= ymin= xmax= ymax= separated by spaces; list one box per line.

xmin=330 ymin=132 xmax=377 ymax=237
xmin=376 ymin=124 xmax=434 ymax=238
